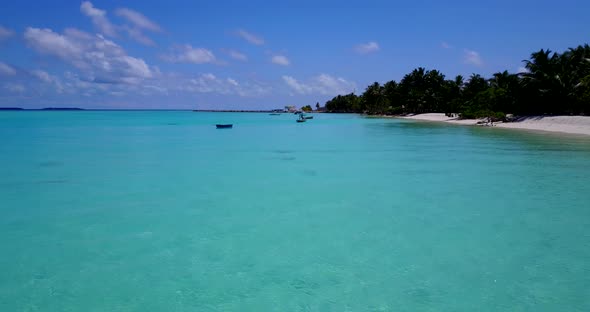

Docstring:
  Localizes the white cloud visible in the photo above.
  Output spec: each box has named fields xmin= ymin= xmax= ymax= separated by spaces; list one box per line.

xmin=163 ymin=45 xmax=216 ymax=64
xmin=314 ymin=74 xmax=356 ymax=95
xmin=0 ymin=62 xmax=16 ymax=76
xmin=271 ymin=55 xmax=290 ymax=66
xmin=441 ymin=41 xmax=451 ymax=49
xmin=123 ymin=26 xmax=154 ymax=46
xmin=282 ymin=74 xmax=356 ymax=95
xmin=115 ymin=7 xmax=161 ymax=45
xmin=80 ymin=1 xmax=117 ymax=37
xmin=4 ymin=83 xmax=25 ymax=93
xmin=31 ymin=69 xmax=51 ymax=82
xmin=517 ymin=66 xmax=529 ymax=73
xmin=24 ymin=27 xmax=152 ymax=85
xmin=355 ymin=41 xmax=380 ymax=54
xmin=142 ymin=85 xmax=167 ymax=95
xmin=80 ymin=3 xmax=160 ymax=45
xmin=175 ymin=73 xmax=268 ymax=97
xmin=115 ymin=8 xmax=161 ymax=32
xmin=0 ymin=26 xmax=14 ymax=41
xmin=236 ymin=29 xmax=264 ymax=45
xmin=31 ymin=70 xmax=64 ymax=93
xmin=282 ymin=76 xmax=312 ymax=94
xmin=186 ymin=73 xmax=226 ymax=93
xmin=464 ymin=49 xmax=483 ymax=66
xmin=24 ymin=28 xmax=82 ymax=59
xmin=227 ymin=49 xmax=247 ymax=61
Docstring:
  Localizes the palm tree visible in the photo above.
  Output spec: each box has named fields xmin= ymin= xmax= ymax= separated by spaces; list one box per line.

xmin=383 ymin=80 xmax=400 ymax=113
xmin=487 ymin=71 xmax=521 ymax=113
xmin=562 ymin=45 xmax=590 ymax=113
xmin=362 ymin=82 xmax=388 ymax=114
xmin=454 ymin=75 xmax=464 ymax=89
xmin=442 ymin=75 xmax=464 ymax=116
xmin=521 ymin=49 xmax=562 ymax=113
xmin=400 ymin=68 xmax=428 ymax=113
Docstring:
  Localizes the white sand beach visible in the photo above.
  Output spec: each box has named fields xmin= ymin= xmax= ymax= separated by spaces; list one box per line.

xmin=399 ymin=113 xmax=590 ymax=136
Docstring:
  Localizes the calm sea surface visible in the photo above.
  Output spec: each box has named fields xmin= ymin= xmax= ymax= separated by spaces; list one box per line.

xmin=1 ymin=111 xmax=589 ymax=311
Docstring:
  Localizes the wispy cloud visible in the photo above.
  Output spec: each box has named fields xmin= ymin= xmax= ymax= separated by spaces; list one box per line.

xmin=31 ymin=69 xmax=52 ymax=82
xmin=115 ymin=7 xmax=161 ymax=46
xmin=178 ymin=73 xmax=269 ymax=97
xmin=31 ymin=69 xmax=64 ymax=93
xmin=517 ymin=66 xmax=529 ymax=73
xmin=24 ymin=28 xmax=83 ymax=59
xmin=271 ymin=55 xmax=290 ymax=66
xmin=80 ymin=3 xmax=161 ymax=46
xmin=115 ymin=8 xmax=161 ymax=32
xmin=441 ymin=41 xmax=451 ymax=49
xmin=314 ymin=74 xmax=356 ymax=95
xmin=464 ymin=49 xmax=483 ymax=66
xmin=225 ymin=49 xmax=247 ymax=61
xmin=122 ymin=26 xmax=155 ymax=46
xmin=4 ymin=83 xmax=25 ymax=93
xmin=226 ymin=78 xmax=239 ymax=86
xmin=282 ymin=74 xmax=356 ymax=95
xmin=162 ymin=45 xmax=217 ymax=64
xmin=0 ymin=62 xmax=16 ymax=76
xmin=236 ymin=29 xmax=264 ymax=45
xmin=0 ymin=26 xmax=14 ymax=41
xmin=355 ymin=41 xmax=380 ymax=54
xmin=282 ymin=76 xmax=312 ymax=94
xmin=80 ymin=1 xmax=117 ymax=37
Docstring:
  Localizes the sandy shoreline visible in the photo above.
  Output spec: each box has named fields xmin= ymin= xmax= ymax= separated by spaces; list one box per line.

xmin=393 ymin=113 xmax=590 ymax=136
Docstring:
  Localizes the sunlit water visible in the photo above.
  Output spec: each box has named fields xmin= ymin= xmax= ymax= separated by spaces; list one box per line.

xmin=1 ymin=111 xmax=589 ymax=311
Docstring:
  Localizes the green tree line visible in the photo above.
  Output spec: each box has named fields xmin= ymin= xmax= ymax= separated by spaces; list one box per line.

xmin=324 ymin=45 xmax=590 ymax=119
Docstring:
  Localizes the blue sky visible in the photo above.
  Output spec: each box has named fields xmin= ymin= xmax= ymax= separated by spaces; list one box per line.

xmin=0 ymin=0 xmax=589 ymax=109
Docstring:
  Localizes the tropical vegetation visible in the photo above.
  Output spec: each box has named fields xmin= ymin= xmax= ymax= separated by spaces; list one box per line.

xmin=301 ymin=105 xmax=313 ymax=112
xmin=322 ymin=45 xmax=590 ymax=119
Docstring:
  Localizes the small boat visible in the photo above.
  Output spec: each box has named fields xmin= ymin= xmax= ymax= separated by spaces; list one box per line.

xmin=216 ymin=124 xmax=233 ymax=129
xmin=304 ymin=116 xmax=313 ymax=119
xmin=296 ymin=119 xmax=306 ymax=123
xmin=269 ymin=113 xmax=281 ymax=115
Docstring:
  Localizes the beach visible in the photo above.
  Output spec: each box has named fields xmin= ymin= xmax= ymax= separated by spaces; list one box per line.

xmin=399 ymin=113 xmax=590 ymax=136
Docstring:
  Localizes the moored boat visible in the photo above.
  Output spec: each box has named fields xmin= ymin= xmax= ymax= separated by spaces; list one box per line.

xmin=216 ymin=124 xmax=233 ymax=129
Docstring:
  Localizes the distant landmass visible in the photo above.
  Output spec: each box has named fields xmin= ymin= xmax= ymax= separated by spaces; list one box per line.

xmin=0 ymin=107 xmax=84 ymax=111
xmin=193 ymin=109 xmax=286 ymax=113
xmin=41 ymin=107 xmax=85 ymax=111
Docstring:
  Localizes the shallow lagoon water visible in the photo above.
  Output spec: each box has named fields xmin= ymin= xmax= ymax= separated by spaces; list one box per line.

xmin=1 ymin=111 xmax=589 ymax=311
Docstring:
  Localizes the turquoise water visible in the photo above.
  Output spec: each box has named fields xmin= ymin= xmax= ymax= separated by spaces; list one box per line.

xmin=1 ymin=111 xmax=589 ymax=311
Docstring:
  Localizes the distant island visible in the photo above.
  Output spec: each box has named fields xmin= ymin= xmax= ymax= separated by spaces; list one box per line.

xmin=193 ymin=107 xmax=312 ymax=113
xmin=41 ymin=107 xmax=85 ymax=111
xmin=193 ymin=109 xmax=282 ymax=113
xmin=0 ymin=107 xmax=85 ymax=111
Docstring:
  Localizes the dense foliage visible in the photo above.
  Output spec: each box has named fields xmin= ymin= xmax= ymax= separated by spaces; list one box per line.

xmin=323 ymin=45 xmax=590 ymax=118
xmin=301 ymin=105 xmax=313 ymax=112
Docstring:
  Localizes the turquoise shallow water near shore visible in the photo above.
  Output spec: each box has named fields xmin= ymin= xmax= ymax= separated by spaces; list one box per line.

xmin=1 ymin=111 xmax=589 ymax=311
